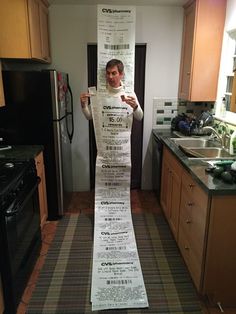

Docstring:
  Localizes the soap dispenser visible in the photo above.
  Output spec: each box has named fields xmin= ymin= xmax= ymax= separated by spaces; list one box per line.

xmin=220 ymin=97 xmax=226 ymax=118
xmin=229 ymin=130 xmax=236 ymax=155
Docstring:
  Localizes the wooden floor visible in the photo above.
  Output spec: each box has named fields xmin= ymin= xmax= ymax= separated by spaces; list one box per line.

xmin=16 ymin=190 xmax=235 ymax=314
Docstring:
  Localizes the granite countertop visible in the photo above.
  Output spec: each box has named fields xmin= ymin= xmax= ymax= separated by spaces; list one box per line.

xmin=152 ymin=129 xmax=236 ymax=196
xmin=0 ymin=145 xmax=44 ymax=160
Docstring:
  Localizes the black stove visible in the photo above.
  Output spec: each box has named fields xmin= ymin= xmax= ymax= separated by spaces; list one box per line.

xmin=0 ymin=159 xmax=33 ymax=195
xmin=0 ymin=158 xmax=41 ymax=313
xmin=0 ymin=159 xmax=37 ymax=214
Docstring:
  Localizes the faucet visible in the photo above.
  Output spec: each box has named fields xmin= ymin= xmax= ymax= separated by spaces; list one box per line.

xmin=202 ymin=125 xmax=230 ymax=149
xmin=202 ymin=126 xmax=223 ymax=145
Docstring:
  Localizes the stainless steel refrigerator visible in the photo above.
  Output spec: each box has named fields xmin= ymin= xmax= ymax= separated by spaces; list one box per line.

xmin=0 ymin=70 xmax=74 ymax=220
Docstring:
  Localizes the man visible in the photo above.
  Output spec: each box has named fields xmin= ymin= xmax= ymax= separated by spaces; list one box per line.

xmin=80 ymin=59 xmax=143 ymax=121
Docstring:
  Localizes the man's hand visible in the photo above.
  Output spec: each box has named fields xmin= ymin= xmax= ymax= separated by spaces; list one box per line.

xmin=121 ymin=95 xmax=138 ymax=111
xmin=80 ymin=93 xmax=90 ymax=108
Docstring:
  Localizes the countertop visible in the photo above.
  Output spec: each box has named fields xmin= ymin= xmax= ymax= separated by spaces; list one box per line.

xmin=152 ymin=129 xmax=236 ymax=195
xmin=0 ymin=145 xmax=44 ymax=160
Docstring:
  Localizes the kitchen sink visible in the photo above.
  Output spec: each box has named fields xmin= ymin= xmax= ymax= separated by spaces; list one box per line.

xmin=170 ymin=137 xmax=221 ymax=148
xmin=179 ymin=147 xmax=232 ymax=158
xmin=170 ymin=136 xmax=234 ymax=159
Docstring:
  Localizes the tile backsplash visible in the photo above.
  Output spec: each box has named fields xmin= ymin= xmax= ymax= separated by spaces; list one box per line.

xmin=152 ymin=98 xmax=215 ymax=129
xmin=152 ymin=98 xmax=178 ymax=129
xmin=178 ymin=101 xmax=215 ymax=117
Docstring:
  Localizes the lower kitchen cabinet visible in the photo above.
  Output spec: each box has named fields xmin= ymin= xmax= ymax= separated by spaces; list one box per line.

xmin=178 ymin=169 xmax=208 ymax=291
xmin=203 ymin=195 xmax=236 ymax=306
xmin=160 ymin=146 xmax=182 ymax=241
xmin=35 ymin=151 xmax=48 ymax=228
xmin=160 ymin=144 xmax=236 ymax=307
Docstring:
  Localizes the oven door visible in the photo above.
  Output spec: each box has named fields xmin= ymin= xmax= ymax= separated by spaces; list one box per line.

xmin=0 ymin=178 xmax=41 ymax=314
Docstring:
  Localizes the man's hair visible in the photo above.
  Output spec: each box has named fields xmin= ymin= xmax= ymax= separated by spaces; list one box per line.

xmin=106 ymin=59 xmax=124 ymax=74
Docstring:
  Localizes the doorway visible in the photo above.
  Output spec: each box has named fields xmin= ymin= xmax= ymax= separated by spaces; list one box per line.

xmin=87 ymin=44 xmax=146 ymax=190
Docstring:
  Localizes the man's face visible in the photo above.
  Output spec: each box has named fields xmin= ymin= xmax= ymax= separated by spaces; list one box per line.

xmin=106 ymin=66 xmax=124 ymax=88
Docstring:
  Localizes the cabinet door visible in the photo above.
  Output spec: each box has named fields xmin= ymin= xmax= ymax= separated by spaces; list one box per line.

xmin=160 ymin=157 xmax=171 ymax=218
xmin=39 ymin=0 xmax=51 ymax=62
xmin=178 ymin=0 xmax=196 ymax=100
xmin=168 ymin=165 xmax=181 ymax=240
xmin=0 ymin=61 xmax=5 ymax=107
xmin=0 ymin=0 xmax=50 ymax=63
xmin=28 ymin=0 xmax=42 ymax=59
xmin=178 ymin=0 xmax=226 ymax=101
xmin=204 ymin=195 xmax=236 ymax=306
xmin=0 ymin=0 xmax=31 ymax=59
xmin=160 ymin=147 xmax=182 ymax=240
xmin=28 ymin=0 xmax=51 ymax=62
xmin=35 ymin=152 xmax=48 ymax=228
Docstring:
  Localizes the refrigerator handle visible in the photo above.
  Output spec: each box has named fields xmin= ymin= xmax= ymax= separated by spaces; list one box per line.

xmin=66 ymin=84 xmax=74 ymax=143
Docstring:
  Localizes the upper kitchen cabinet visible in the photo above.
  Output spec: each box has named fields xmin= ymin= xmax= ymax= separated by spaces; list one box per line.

xmin=0 ymin=0 xmax=51 ymax=63
xmin=178 ymin=0 xmax=226 ymax=102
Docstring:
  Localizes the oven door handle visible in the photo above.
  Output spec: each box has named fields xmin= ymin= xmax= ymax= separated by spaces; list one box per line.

xmin=4 ymin=178 xmax=40 ymax=217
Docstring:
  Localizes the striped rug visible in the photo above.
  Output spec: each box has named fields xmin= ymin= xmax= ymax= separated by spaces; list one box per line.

xmin=27 ymin=213 xmax=203 ymax=313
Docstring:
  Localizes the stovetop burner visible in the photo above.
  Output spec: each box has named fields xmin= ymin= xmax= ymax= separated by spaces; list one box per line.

xmin=4 ymin=162 xmax=15 ymax=168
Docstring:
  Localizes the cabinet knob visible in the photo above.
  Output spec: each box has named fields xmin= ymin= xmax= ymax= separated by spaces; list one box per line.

xmin=187 ymin=72 xmax=190 ymax=75
xmin=187 ymin=202 xmax=194 ymax=206
xmin=189 ymin=184 xmax=194 ymax=189
xmin=184 ymin=245 xmax=189 ymax=250
xmin=186 ymin=219 xmax=191 ymax=224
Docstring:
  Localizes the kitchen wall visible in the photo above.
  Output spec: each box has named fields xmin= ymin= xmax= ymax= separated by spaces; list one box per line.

xmin=48 ymin=4 xmax=183 ymax=191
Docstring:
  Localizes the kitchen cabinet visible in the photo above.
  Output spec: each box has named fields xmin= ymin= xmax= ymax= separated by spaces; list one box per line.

xmin=178 ymin=0 xmax=226 ymax=101
xmin=0 ymin=0 xmax=51 ymax=63
xmin=160 ymin=142 xmax=236 ymax=307
xmin=35 ymin=151 xmax=48 ymax=228
xmin=203 ymin=195 xmax=236 ymax=306
xmin=160 ymin=146 xmax=182 ymax=241
xmin=0 ymin=61 xmax=5 ymax=107
xmin=178 ymin=169 xmax=208 ymax=290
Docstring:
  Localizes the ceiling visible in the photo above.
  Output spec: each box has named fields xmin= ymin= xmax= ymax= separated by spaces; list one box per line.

xmin=48 ymin=0 xmax=188 ymax=6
